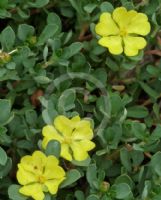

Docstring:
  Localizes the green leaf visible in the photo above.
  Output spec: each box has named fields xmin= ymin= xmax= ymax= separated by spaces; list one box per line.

xmin=86 ymin=164 xmax=97 ymax=187
xmin=18 ymin=24 xmax=35 ymax=41
xmin=34 ymin=76 xmax=51 ymax=84
xmin=47 ymin=13 xmax=62 ymax=33
xmin=112 ymin=183 xmax=131 ymax=199
xmin=0 ymin=157 xmax=12 ymax=178
xmin=141 ymin=181 xmax=151 ymax=199
xmin=149 ymin=125 xmax=161 ymax=141
xmin=100 ymin=2 xmax=114 ymax=12
xmin=72 ymin=157 xmax=91 ymax=166
xmin=38 ymin=24 xmax=59 ymax=45
xmin=84 ymin=4 xmax=97 ymax=13
xmin=86 ymin=195 xmax=99 ymax=200
xmin=28 ymin=0 xmax=49 ymax=8
xmin=150 ymin=151 xmax=161 ymax=176
xmin=45 ymin=140 xmax=61 ymax=158
xmin=131 ymin=121 xmax=147 ymax=140
xmin=0 ymin=146 xmax=7 ymax=165
xmin=120 ymin=148 xmax=132 ymax=172
xmin=0 ymin=126 xmax=11 ymax=144
xmin=60 ymin=169 xmax=82 ymax=188
xmin=62 ymin=42 xmax=83 ymax=59
xmin=139 ymin=81 xmax=159 ymax=100
xmin=75 ymin=190 xmax=85 ymax=200
xmin=58 ymin=89 xmax=76 ymax=113
xmin=0 ymin=99 xmax=13 ymax=126
xmin=115 ymin=174 xmax=134 ymax=189
xmin=127 ymin=105 xmax=148 ymax=118
xmin=1 ymin=26 xmax=15 ymax=50
xmin=0 ymin=0 xmax=8 ymax=8
xmin=8 ymin=184 xmax=27 ymax=200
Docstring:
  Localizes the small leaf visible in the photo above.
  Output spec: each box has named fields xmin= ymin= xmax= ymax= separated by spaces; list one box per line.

xmin=112 ymin=183 xmax=131 ymax=199
xmin=100 ymin=2 xmax=114 ymax=12
xmin=0 ymin=146 xmax=7 ymax=165
xmin=86 ymin=164 xmax=97 ymax=187
xmin=18 ymin=24 xmax=35 ymax=41
xmin=8 ymin=184 xmax=27 ymax=200
xmin=0 ymin=0 xmax=8 ymax=8
xmin=150 ymin=151 xmax=161 ymax=176
xmin=62 ymin=42 xmax=83 ymax=59
xmin=86 ymin=195 xmax=99 ymax=200
xmin=0 ymin=99 xmax=13 ymax=125
xmin=34 ymin=76 xmax=51 ymax=84
xmin=1 ymin=26 xmax=15 ymax=50
xmin=45 ymin=140 xmax=61 ymax=158
xmin=139 ymin=81 xmax=159 ymax=100
xmin=28 ymin=0 xmax=49 ymax=8
xmin=84 ymin=4 xmax=97 ymax=13
xmin=38 ymin=24 xmax=59 ymax=45
xmin=0 ymin=157 xmax=12 ymax=178
xmin=58 ymin=89 xmax=76 ymax=113
xmin=72 ymin=157 xmax=91 ymax=166
xmin=127 ymin=105 xmax=148 ymax=118
xmin=60 ymin=169 xmax=82 ymax=188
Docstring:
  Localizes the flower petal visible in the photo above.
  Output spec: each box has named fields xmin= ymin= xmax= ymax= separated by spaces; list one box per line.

xmin=32 ymin=151 xmax=47 ymax=171
xmin=73 ymin=120 xmax=93 ymax=140
xmin=112 ymin=7 xmax=133 ymax=29
xmin=71 ymin=142 xmax=89 ymax=161
xmin=17 ymin=165 xmax=37 ymax=185
xmin=77 ymin=140 xmax=95 ymax=151
xmin=123 ymin=36 xmax=147 ymax=56
xmin=19 ymin=183 xmax=44 ymax=200
xmin=45 ymin=178 xmax=65 ymax=194
xmin=44 ymin=156 xmax=65 ymax=179
xmin=54 ymin=115 xmax=73 ymax=137
xmin=42 ymin=125 xmax=63 ymax=149
xmin=61 ymin=143 xmax=72 ymax=161
xmin=98 ymin=36 xmax=123 ymax=55
xmin=95 ymin=12 xmax=119 ymax=36
xmin=19 ymin=152 xmax=46 ymax=174
xmin=71 ymin=115 xmax=80 ymax=123
xmin=127 ymin=13 xmax=151 ymax=35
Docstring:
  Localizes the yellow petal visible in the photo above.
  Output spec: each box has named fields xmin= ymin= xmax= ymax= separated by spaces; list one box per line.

xmin=61 ymin=143 xmax=72 ymax=161
xmin=71 ymin=142 xmax=89 ymax=161
xmin=77 ymin=140 xmax=95 ymax=151
xmin=73 ymin=120 xmax=93 ymax=140
xmin=95 ymin=12 xmax=119 ymax=36
xmin=54 ymin=115 xmax=73 ymax=137
xmin=20 ymin=153 xmax=45 ymax=174
xmin=71 ymin=115 xmax=80 ymax=123
xmin=32 ymin=151 xmax=47 ymax=171
xmin=19 ymin=183 xmax=44 ymax=200
xmin=44 ymin=156 xmax=65 ymax=179
xmin=42 ymin=125 xmax=63 ymax=144
xmin=127 ymin=13 xmax=151 ymax=35
xmin=98 ymin=36 xmax=123 ymax=55
xmin=123 ymin=36 xmax=147 ymax=56
xmin=17 ymin=165 xmax=37 ymax=185
xmin=46 ymin=155 xmax=59 ymax=166
xmin=45 ymin=178 xmax=65 ymax=195
xmin=19 ymin=155 xmax=33 ymax=172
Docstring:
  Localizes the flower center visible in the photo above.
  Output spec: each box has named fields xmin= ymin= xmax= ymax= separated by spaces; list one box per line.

xmin=38 ymin=175 xmax=46 ymax=184
xmin=119 ymin=28 xmax=127 ymax=37
xmin=63 ymin=137 xmax=72 ymax=144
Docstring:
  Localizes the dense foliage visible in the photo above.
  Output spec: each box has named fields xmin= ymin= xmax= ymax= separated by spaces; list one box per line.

xmin=0 ymin=0 xmax=161 ymax=199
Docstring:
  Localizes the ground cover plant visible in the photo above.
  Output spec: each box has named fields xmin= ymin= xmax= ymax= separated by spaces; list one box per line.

xmin=0 ymin=0 xmax=161 ymax=199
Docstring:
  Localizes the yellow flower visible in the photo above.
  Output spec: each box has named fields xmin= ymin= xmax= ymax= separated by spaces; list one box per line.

xmin=16 ymin=151 xmax=65 ymax=200
xmin=42 ymin=115 xmax=95 ymax=161
xmin=95 ymin=7 xmax=151 ymax=56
